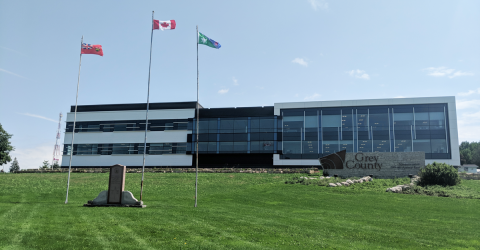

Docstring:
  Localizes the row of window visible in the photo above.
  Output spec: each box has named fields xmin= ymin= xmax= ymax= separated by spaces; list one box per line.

xmin=63 ymin=143 xmax=187 ymax=155
xmin=65 ymin=119 xmax=189 ymax=133
xmin=193 ymin=117 xmax=280 ymax=133
xmin=281 ymin=138 xmax=449 ymax=158
xmin=188 ymin=141 xmax=277 ymax=153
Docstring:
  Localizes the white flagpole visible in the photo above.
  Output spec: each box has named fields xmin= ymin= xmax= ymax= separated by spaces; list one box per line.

xmin=140 ymin=11 xmax=155 ymax=202
xmin=65 ymin=35 xmax=83 ymax=204
xmin=195 ymin=26 xmax=199 ymax=207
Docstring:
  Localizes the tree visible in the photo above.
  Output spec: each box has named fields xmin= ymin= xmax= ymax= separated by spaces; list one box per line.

xmin=51 ymin=162 xmax=60 ymax=170
xmin=0 ymin=123 xmax=14 ymax=167
xmin=9 ymin=157 xmax=20 ymax=173
xmin=459 ymin=141 xmax=480 ymax=168
xmin=40 ymin=160 xmax=50 ymax=169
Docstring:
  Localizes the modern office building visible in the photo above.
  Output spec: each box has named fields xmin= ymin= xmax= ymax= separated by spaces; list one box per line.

xmin=61 ymin=96 xmax=460 ymax=168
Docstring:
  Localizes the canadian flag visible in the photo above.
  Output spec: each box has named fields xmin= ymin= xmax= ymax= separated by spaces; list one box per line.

xmin=153 ymin=20 xmax=176 ymax=30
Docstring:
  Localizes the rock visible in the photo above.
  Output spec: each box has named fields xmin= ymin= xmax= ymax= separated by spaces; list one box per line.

xmin=346 ymin=179 xmax=354 ymax=184
xmin=309 ymin=177 xmax=316 ymax=180
xmin=358 ymin=179 xmax=363 ymax=183
xmin=336 ymin=182 xmax=342 ymax=186
xmin=328 ymin=183 xmax=337 ymax=187
xmin=399 ymin=185 xmax=410 ymax=191
xmin=90 ymin=190 xmax=142 ymax=205
xmin=122 ymin=191 xmax=142 ymax=205
xmin=341 ymin=182 xmax=349 ymax=186
xmin=386 ymin=186 xmax=402 ymax=193
xmin=319 ymin=176 xmax=325 ymax=179
xmin=92 ymin=190 xmax=108 ymax=205
xmin=326 ymin=176 xmax=331 ymax=179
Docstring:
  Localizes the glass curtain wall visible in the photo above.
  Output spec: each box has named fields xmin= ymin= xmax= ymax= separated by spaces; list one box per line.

xmin=191 ymin=116 xmax=279 ymax=154
xmin=280 ymin=103 xmax=450 ymax=159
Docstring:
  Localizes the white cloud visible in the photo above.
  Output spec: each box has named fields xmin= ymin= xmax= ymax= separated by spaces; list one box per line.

xmin=423 ymin=67 xmax=474 ymax=78
xmin=308 ymin=0 xmax=328 ymax=11
xmin=9 ymin=144 xmax=54 ymax=171
xmin=457 ymin=110 xmax=480 ymax=142
xmin=0 ymin=68 xmax=27 ymax=79
xmin=304 ymin=93 xmax=321 ymax=101
xmin=0 ymin=46 xmax=26 ymax=56
xmin=19 ymin=113 xmax=57 ymax=123
xmin=347 ymin=69 xmax=370 ymax=80
xmin=292 ymin=58 xmax=308 ymax=67
xmin=457 ymin=88 xmax=480 ymax=96
xmin=218 ymin=89 xmax=229 ymax=94
xmin=232 ymin=77 xmax=239 ymax=86
xmin=456 ymin=99 xmax=480 ymax=110
xmin=450 ymin=71 xmax=474 ymax=78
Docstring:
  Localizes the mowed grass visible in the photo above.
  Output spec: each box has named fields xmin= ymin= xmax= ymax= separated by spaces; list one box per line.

xmin=0 ymin=173 xmax=479 ymax=249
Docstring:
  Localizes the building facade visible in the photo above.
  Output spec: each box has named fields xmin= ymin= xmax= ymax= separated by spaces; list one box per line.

xmin=62 ymin=96 xmax=460 ymax=168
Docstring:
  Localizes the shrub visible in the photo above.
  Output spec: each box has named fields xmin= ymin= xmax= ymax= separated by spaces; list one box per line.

xmin=418 ymin=162 xmax=461 ymax=187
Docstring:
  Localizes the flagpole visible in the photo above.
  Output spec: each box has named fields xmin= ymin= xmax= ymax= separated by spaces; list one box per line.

xmin=65 ymin=35 xmax=83 ymax=204
xmin=140 ymin=11 xmax=155 ymax=202
xmin=195 ymin=25 xmax=199 ymax=208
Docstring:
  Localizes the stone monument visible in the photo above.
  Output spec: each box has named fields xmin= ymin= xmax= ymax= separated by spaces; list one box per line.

xmin=84 ymin=164 xmax=145 ymax=208
xmin=108 ymin=164 xmax=125 ymax=204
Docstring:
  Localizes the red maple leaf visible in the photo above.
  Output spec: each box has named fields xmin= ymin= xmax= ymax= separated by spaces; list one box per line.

xmin=161 ymin=22 xmax=169 ymax=28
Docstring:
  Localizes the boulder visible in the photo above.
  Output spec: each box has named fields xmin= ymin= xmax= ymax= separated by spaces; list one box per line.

xmin=336 ymin=182 xmax=342 ymax=186
xmin=328 ymin=183 xmax=337 ymax=187
xmin=358 ymin=179 xmax=364 ymax=183
xmin=346 ymin=179 xmax=354 ymax=184
xmin=386 ymin=186 xmax=402 ymax=193
xmin=341 ymin=182 xmax=349 ymax=186
xmin=319 ymin=176 xmax=325 ymax=179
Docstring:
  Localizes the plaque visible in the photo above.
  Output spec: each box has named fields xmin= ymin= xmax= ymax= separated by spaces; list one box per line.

xmin=108 ymin=164 xmax=126 ymax=204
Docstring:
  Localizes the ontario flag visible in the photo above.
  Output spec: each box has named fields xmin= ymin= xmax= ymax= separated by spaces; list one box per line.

xmin=81 ymin=43 xmax=103 ymax=56
xmin=153 ymin=19 xmax=176 ymax=30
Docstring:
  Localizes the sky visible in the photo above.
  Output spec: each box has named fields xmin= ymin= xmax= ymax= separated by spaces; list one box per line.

xmin=0 ymin=0 xmax=479 ymax=171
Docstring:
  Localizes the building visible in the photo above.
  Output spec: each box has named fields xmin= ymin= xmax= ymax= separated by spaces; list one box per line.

xmin=61 ymin=96 xmax=460 ymax=169
xmin=459 ymin=164 xmax=478 ymax=174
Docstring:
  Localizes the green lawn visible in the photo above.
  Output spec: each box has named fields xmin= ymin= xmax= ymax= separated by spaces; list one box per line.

xmin=0 ymin=173 xmax=479 ymax=249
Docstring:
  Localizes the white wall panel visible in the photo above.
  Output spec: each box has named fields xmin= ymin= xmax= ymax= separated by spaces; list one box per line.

xmin=66 ymin=109 xmax=195 ymax=122
xmin=61 ymin=154 xmax=192 ymax=167
xmin=273 ymin=154 xmax=320 ymax=166
xmin=64 ymin=131 xmax=189 ymax=144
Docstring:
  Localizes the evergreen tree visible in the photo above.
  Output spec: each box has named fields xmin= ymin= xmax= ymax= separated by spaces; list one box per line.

xmin=51 ymin=162 xmax=60 ymax=169
xmin=40 ymin=160 xmax=50 ymax=169
xmin=9 ymin=157 xmax=20 ymax=173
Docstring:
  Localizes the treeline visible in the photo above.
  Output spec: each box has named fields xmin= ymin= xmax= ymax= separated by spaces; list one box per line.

xmin=460 ymin=141 xmax=480 ymax=167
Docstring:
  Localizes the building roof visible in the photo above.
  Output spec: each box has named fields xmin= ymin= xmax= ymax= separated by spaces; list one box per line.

xmin=70 ymin=101 xmax=201 ymax=112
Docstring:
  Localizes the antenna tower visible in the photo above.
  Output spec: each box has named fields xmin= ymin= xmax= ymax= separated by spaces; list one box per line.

xmin=52 ymin=113 xmax=63 ymax=166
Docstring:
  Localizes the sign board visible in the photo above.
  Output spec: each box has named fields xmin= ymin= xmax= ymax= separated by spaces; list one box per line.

xmin=320 ymin=151 xmax=425 ymax=178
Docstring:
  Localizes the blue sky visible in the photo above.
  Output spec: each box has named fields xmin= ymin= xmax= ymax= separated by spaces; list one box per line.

xmin=1 ymin=0 xmax=479 ymax=170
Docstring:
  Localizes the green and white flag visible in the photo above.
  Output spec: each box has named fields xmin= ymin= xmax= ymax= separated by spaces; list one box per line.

xmin=198 ymin=32 xmax=221 ymax=49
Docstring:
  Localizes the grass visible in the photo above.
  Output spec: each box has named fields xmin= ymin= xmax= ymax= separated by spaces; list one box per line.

xmin=0 ymin=173 xmax=479 ymax=249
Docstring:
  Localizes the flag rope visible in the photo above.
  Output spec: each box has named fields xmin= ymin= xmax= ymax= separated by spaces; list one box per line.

xmin=140 ymin=11 xmax=155 ymax=201
xmin=65 ymin=35 xmax=83 ymax=204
